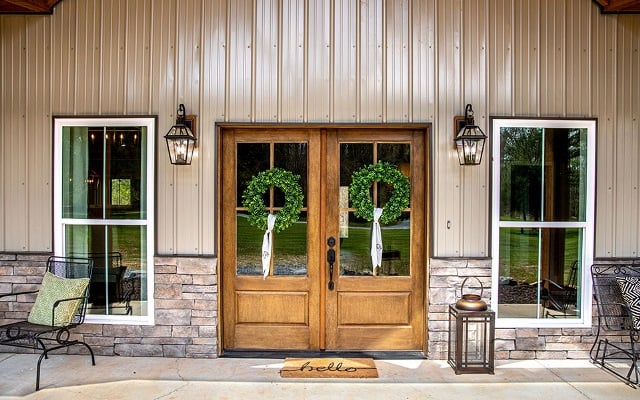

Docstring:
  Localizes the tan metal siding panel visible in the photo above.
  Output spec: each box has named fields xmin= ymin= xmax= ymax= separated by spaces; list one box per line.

xmin=433 ymin=0 xmax=463 ymax=256
xmin=151 ymin=0 xmax=178 ymax=254
xmin=540 ymin=0 xmax=566 ymax=115
xmin=124 ymin=0 xmax=152 ymax=113
xmin=254 ymin=0 xmax=278 ymax=121
xmin=333 ymin=0 xmax=357 ymax=122
xmin=200 ymin=0 xmax=227 ymax=255
xmin=281 ymin=0 xmax=305 ymax=122
xmin=307 ymin=0 xmax=330 ymax=121
xmin=386 ymin=0 xmax=410 ymax=122
xmin=489 ymin=0 xmax=513 ymax=115
xmin=461 ymin=0 xmax=489 ymax=257
xmin=566 ymin=0 xmax=591 ymax=116
xmin=174 ymin=0 xmax=203 ymax=255
xmin=2 ymin=16 xmax=28 ymax=251
xmin=100 ymin=0 xmax=127 ymax=113
xmin=0 ymin=16 xmax=5 ymax=250
xmin=411 ymin=0 xmax=436 ymax=122
xmin=228 ymin=0 xmax=253 ymax=121
xmin=615 ymin=16 xmax=640 ymax=256
xmin=25 ymin=16 xmax=52 ymax=252
xmin=360 ymin=0 xmax=383 ymax=122
xmin=592 ymin=12 xmax=617 ymax=258
xmin=74 ymin=0 xmax=101 ymax=113
xmin=513 ymin=0 xmax=539 ymax=116
xmin=50 ymin=0 xmax=76 ymax=114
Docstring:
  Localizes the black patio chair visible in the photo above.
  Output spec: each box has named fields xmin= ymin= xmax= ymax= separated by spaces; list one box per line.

xmin=590 ymin=263 xmax=640 ymax=387
xmin=540 ymin=260 xmax=579 ymax=318
xmin=0 ymin=256 xmax=96 ymax=390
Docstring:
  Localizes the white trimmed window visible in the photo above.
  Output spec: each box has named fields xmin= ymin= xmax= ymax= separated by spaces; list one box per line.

xmin=53 ymin=117 xmax=155 ymax=324
xmin=491 ymin=118 xmax=596 ymax=328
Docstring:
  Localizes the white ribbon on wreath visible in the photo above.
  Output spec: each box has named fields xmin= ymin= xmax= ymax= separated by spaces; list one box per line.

xmin=261 ymin=213 xmax=277 ymax=278
xmin=370 ymin=207 xmax=383 ymax=275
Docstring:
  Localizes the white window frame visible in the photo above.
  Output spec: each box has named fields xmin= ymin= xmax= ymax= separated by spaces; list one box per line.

xmin=491 ymin=118 xmax=596 ymax=328
xmin=53 ymin=116 xmax=155 ymax=325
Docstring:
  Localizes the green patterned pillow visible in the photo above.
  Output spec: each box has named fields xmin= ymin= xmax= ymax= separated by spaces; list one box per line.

xmin=616 ymin=276 xmax=640 ymax=331
xmin=27 ymin=272 xmax=90 ymax=326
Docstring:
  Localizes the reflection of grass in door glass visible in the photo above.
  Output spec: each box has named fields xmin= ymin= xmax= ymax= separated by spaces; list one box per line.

xmin=236 ymin=214 xmax=308 ymax=275
xmin=340 ymin=220 xmax=410 ymax=276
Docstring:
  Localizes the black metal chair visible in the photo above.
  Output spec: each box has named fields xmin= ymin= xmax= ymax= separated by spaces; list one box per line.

xmin=590 ymin=263 xmax=640 ymax=387
xmin=0 ymin=256 xmax=96 ymax=390
xmin=540 ymin=261 xmax=579 ymax=318
xmin=84 ymin=252 xmax=132 ymax=315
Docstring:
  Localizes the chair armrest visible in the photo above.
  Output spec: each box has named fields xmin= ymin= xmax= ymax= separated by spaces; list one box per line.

xmin=50 ymin=295 xmax=88 ymax=327
xmin=0 ymin=290 xmax=39 ymax=299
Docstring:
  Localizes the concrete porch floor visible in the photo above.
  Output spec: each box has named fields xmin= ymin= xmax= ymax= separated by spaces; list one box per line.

xmin=0 ymin=353 xmax=636 ymax=399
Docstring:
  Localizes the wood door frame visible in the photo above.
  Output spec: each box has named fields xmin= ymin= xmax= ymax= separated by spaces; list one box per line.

xmin=216 ymin=123 xmax=431 ymax=355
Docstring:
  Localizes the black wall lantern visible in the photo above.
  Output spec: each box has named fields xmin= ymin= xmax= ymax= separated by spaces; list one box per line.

xmin=454 ymin=104 xmax=487 ymax=165
xmin=165 ymin=104 xmax=197 ymax=165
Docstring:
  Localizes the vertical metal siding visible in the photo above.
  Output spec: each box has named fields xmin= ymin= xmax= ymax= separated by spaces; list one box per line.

xmin=333 ymin=0 xmax=357 ymax=122
xmin=461 ymin=0 xmax=489 ymax=257
xmin=615 ymin=15 xmax=640 ymax=256
xmin=386 ymin=0 xmax=410 ymax=122
xmin=307 ymin=0 xmax=330 ymax=120
xmin=151 ymin=0 xmax=177 ymax=254
xmin=360 ymin=0 xmax=383 ymax=122
xmin=25 ymin=15 xmax=52 ymax=251
xmin=1 ymin=0 xmax=640 ymax=258
xmin=540 ymin=0 xmax=566 ymax=115
xmin=592 ymin=11 xmax=618 ymax=257
xmin=254 ymin=0 xmax=278 ymax=121
xmin=280 ymin=0 xmax=305 ymax=122
xmin=434 ymin=0 xmax=462 ymax=256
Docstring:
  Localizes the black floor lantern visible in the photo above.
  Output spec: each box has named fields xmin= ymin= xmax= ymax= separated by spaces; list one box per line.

xmin=448 ymin=278 xmax=495 ymax=374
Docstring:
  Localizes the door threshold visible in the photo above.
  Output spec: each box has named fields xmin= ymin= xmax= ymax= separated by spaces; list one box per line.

xmin=220 ymin=350 xmax=427 ymax=360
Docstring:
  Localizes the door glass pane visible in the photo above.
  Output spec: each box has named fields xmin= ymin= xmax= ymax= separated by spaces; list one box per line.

xmin=498 ymin=227 xmax=581 ymax=319
xmin=236 ymin=142 xmax=308 ymax=276
xmin=274 ymin=211 xmax=307 ymax=276
xmin=237 ymin=143 xmax=270 ymax=207
xmin=339 ymin=143 xmax=410 ymax=277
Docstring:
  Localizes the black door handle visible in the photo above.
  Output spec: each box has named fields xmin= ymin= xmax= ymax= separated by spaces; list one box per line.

xmin=327 ymin=237 xmax=336 ymax=290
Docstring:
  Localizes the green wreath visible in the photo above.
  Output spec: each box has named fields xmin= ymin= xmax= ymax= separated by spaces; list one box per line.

xmin=242 ymin=167 xmax=304 ymax=233
xmin=349 ymin=161 xmax=410 ymax=225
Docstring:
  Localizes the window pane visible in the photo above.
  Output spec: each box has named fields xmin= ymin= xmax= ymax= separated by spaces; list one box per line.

xmin=65 ymin=224 xmax=148 ymax=316
xmin=499 ymin=127 xmax=543 ymax=222
xmin=62 ymin=126 xmax=146 ymax=219
xmin=500 ymin=127 xmax=588 ymax=223
xmin=541 ymin=128 xmax=588 ymax=222
xmin=498 ymin=227 xmax=581 ymax=320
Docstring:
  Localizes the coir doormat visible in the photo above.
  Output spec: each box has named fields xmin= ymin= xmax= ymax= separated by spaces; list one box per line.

xmin=280 ymin=357 xmax=378 ymax=378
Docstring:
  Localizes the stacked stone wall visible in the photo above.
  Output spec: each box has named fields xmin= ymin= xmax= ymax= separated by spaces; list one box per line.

xmin=0 ymin=253 xmax=631 ymax=360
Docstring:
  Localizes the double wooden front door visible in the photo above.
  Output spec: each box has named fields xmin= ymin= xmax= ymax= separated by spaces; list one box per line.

xmin=220 ymin=125 xmax=428 ymax=352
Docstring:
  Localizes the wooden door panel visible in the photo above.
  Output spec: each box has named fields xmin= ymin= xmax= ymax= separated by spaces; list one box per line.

xmin=337 ymin=292 xmax=411 ymax=325
xmin=233 ymin=325 xmax=311 ymax=349
xmin=236 ymin=291 xmax=308 ymax=324
xmin=334 ymin=327 xmax=416 ymax=350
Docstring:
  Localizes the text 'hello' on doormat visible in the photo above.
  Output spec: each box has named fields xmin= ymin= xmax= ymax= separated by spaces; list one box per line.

xmin=280 ymin=358 xmax=378 ymax=378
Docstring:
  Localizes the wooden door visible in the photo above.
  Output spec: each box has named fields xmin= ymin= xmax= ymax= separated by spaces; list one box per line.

xmin=323 ymin=128 xmax=426 ymax=350
xmin=220 ymin=125 xmax=427 ymax=352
